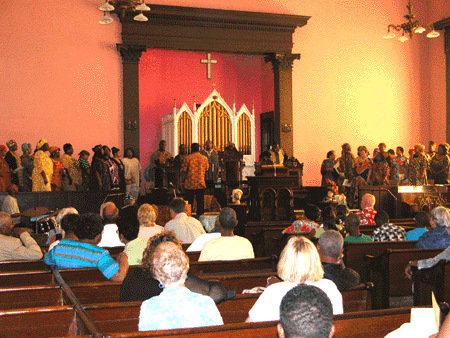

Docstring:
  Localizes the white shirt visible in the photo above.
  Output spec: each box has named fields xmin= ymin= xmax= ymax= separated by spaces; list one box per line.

xmin=248 ymin=279 xmax=343 ymax=322
xmin=186 ymin=233 xmax=221 ymax=252
xmin=198 ymin=235 xmax=255 ymax=261
xmin=97 ymin=223 xmax=124 ymax=247
xmin=164 ymin=213 xmax=206 ymax=244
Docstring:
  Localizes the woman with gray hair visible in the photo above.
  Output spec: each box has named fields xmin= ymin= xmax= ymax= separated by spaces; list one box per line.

xmin=138 ymin=234 xmax=223 ymax=331
xmin=246 ymin=236 xmax=343 ymax=323
xmin=415 ymin=206 xmax=450 ymax=249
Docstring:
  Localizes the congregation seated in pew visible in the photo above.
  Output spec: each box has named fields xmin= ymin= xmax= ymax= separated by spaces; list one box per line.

xmin=405 ymin=211 xmax=430 ymax=241
xmin=344 ymin=213 xmax=373 ymax=243
xmin=372 ymin=211 xmax=406 ymax=242
xmin=198 ymin=207 xmax=254 ymax=262
xmin=246 ymin=236 xmax=343 ymax=323
xmin=278 ymin=284 xmax=334 ymax=338
xmin=355 ymin=193 xmax=377 ymax=226
xmin=98 ymin=202 xmax=124 ymax=248
xmin=416 ymin=206 xmax=450 ymax=249
xmin=44 ymin=213 xmax=129 ymax=282
xmin=122 ymin=203 xmax=163 ymax=265
xmin=0 ymin=212 xmax=43 ymax=261
xmin=138 ymin=237 xmax=223 ymax=331
xmin=120 ymin=232 xmax=230 ymax=304
xmin=164 ymin=198 xmax=205 ymax=244
xmin=318 ymin=230 xmax=361 ymax=291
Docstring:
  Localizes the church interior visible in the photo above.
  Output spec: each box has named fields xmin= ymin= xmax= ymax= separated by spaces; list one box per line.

xmin=1 ymin=0 xmax=450 ymax=337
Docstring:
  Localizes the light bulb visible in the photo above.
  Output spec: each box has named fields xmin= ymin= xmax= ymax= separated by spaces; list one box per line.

xmin=99 ymin=1 xmax=114 ymax=12
xmin=136 ymin=3 xmax=150 ymax=11
xmin=398 ymin=35 xmax=408 ymax=42
xmin=414 ymin=26 xmax=425 ymax=34
xmin=99 ymin=13 xmax=113 ymax=24
xmin=427 ymin=29 xmax=440 ymax=38
xmin=134 ymin=12 xmax=148 ymax=22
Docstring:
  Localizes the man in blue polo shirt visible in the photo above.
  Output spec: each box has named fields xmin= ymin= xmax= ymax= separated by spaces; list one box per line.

xmin=45 ymin=213 xmax=128 ymax=281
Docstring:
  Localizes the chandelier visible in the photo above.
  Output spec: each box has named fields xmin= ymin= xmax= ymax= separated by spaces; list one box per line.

xmin=383 ymin=0 xmax=440 ymax=42
xmin=99 ymin=0 xmax=150 ymax=25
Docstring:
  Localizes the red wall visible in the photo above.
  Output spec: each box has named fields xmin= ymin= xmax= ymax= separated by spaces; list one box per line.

xmin=139 ymin=49 xmax=274 ymax=165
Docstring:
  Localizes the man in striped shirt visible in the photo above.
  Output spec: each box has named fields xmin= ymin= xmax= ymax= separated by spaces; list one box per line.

xmin=44 ymin=213 xmax=128 ymax=281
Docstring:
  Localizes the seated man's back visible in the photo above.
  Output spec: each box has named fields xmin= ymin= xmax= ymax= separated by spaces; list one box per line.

xmin=164 ymin=198 xmax=205 ymax=244
xmin=198 ymin=207 xmax=254 ymax=262
xmin=44 ymin=213 xmax=128 ymax=281
xmin=199 ymin=235 xmax=254 ymax=261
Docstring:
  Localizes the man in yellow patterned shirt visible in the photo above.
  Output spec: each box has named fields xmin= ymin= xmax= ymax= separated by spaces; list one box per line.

xmin=181 ymin=143 xmax=209 ymax=216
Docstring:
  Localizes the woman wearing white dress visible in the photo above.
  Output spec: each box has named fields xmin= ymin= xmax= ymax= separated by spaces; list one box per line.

xmin=246 ymin=236 xmax=343 ymax=322
xmin=122 ymin=147 xmax=141 ymax=198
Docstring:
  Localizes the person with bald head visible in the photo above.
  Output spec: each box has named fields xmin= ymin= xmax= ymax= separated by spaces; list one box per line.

xmin=97 ymin=202 xmax=123 ymax=247
xmin=0 ymin=212 xmax=42 ymax=261
xmin=355 ymin=194 xmax=377 ymax=225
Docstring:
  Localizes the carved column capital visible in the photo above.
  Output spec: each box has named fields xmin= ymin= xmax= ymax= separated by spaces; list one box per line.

xmin=264 ymin=53 xmax=301 ymax=71
xmin=117 ymin=44 xmax=147 ymax=63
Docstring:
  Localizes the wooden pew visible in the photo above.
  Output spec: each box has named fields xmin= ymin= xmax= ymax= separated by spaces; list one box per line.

xmin=413 ymin=260 xmax=450 ymax=306
xmin=0 ymin=259 xmax=48 ymax=272
xmin=0 ymin=246 xmax=123 ymax=274
xmin=343 ymin=240 xmax=418 ymax=282
xmin=0 ymin=284 xmax=63 ymax=310
xmin=191 ymin=256 xmax=278 ymax=275
xmin=366 ymin=247 xmax=445 ymax=309
xmin=101 ymin=307 xmax=415 ymax=338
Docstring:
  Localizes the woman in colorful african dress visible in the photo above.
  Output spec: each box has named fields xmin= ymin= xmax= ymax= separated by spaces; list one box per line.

xmin=391 ymin=146 xmax=409 ymax=185
xmin=354 ymin=146 xmax=372 ymax=202
xmin=370 ymin=151 xmax=390 ymax=186
xmin=49 ymin=147 xmax=67 ymax=192
xmin=429 ymin=143 xmax=450 ymax=184
xmin=409 ymin=144 xmax=429 ymax=186
xmin=32 ymin=139 xmax=53 ymax=192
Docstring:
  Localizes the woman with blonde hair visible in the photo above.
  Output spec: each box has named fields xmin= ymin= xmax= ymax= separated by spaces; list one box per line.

xmin=123 ymin=203 xmax=164 ymax=265
xmin=247 ymin=236 xmax=343 ymax=322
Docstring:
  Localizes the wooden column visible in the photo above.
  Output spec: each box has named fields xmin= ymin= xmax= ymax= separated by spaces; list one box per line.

xmin=264 ymin=53 xmax=300 ymax=158
xmin=434 ymin=18 xmax=450 ymax=144
xmin=117 ymin=44 xmax=147 ymax=159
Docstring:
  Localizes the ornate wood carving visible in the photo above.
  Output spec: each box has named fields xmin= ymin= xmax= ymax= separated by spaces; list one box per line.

xmin=264 ymin=53 xmax=301 ymax=71
xmin=117 ymin=44 xmax=147 ymax=63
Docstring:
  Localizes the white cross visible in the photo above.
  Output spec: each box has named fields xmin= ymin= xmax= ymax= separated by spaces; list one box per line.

xmin=200 ymin=53 xmax=217 ymax=79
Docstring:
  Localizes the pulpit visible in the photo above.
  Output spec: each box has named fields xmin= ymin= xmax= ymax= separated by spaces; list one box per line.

xmin=247 ymin=165 xmax=304 ymax=222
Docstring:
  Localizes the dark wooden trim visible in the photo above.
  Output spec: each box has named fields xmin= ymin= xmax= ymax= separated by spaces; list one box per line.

xmin=434 ymin=17 xmax=450 ymax=143
xmin=120 ymin=4 xmax=310 ymax=54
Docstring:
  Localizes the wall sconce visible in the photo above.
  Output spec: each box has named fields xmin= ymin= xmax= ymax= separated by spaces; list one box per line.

xmin=125 ymin=120 xmax=138 ymax=130
xmin=282 ymin=123 xmax=292 ymax=133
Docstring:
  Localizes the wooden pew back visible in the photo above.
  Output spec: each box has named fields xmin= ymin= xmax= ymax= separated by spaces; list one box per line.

xmin=343 ymin=240 xmax=417 ymax=282
xmin=367 ymin=247 xmax=445 ymax=309
xmin=103 ymin=307 xmax=413 ymax=338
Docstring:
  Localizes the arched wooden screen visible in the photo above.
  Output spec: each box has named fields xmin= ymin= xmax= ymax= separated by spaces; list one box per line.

xmin=237 ymin=113 xmax=251 ymax=155
xmin=178 ymin=111 xmax=192 ymax=152
xmin=198 ymin=101 xmax=231 ymax=151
